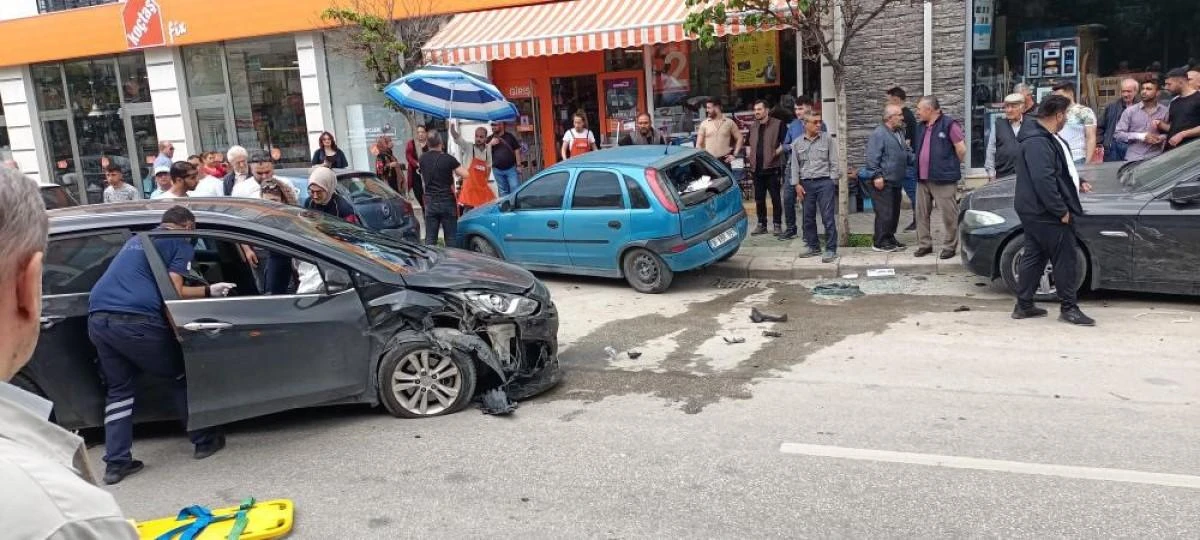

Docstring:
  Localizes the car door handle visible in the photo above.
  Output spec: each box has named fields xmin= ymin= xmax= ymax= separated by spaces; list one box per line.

xmin=182 ymin=321 xmax=233 ymax=332
xmin=39 ymin=315 xmax=66 ymax=330
xmin=547 ymin=220 xmax=559 ymax=229
xmin=608 ymin=220 xmax=622 ymax=229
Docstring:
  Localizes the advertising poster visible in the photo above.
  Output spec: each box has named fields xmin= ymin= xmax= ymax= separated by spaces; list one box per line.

xmin=972 ymin=0 xmax=993 ymax=50
xmin=728 ymin=32 xmax=780 ymax=90
xmin=651 ymin=42 xmax=691 ymax=106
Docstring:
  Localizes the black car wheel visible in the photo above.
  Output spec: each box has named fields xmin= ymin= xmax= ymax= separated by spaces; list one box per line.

xmin=468 ymin=236 xmax=501 ymax=259
xmin=622 ymin=248 xmax=674 ymax=294
xmin=378 ymin=339 xmax=477 ymax=418
xmin=999 ymin=233 xmax=1088 ymax=302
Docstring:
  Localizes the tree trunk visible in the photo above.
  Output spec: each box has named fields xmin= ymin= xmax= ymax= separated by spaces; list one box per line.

xmin=834 ymin=72 xmax=850 ymax=247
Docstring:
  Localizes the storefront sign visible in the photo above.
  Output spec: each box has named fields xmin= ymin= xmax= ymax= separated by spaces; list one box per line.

xmin=973 ymin=0 xmax=993 ymax=51
xmin=652 ymin=42 xmax=691 ymax=102
xmin=728 ymin=32 xmax=780 ymax=90
xmin=503 ymin=82 xmax=533 ymax=99
xmin=123 ymin=0 xmax=166 ymax=50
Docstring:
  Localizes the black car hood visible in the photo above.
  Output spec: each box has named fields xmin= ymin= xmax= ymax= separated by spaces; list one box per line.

xmin=403 ymin=248 xmax=536 ymax=294
xmin=969 ymin=162 xmax=1127 ymax=212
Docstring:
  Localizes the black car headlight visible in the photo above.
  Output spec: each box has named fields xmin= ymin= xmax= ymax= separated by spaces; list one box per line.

xmin=459 ymin=291 xmax=539 ymax=317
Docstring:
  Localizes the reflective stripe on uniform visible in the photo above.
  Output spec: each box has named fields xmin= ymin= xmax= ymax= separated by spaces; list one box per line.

xmin=105 ymin=398 xmax=134 ymax=412
xmin=105 ymin=409 xmax=132 ymax=424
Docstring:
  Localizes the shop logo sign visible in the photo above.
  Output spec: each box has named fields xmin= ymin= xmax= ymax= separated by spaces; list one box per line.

xmin=123 ymin=0 xmax=165 ymax=50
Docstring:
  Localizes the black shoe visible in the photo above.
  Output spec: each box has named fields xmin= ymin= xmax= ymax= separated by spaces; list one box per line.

xmin=777 ymin=230 xmax=797 ymax=241
xmin=1059 ymin=308 xmax=1096 ymax=326
xmin=1011 ymin=305 xmax=1049 ymax=319
xmin=751 ymin=225 xmax=769 ymax=235
xmin=893 ymin=241 xmax=907 ymax=249
xmin=772 ymin=224 xmax=783 ymax=236
xmin=913 ymin=247 xmax=933 ymax=257
xmin=798 ymin=249 xmax=822 ymax=258
xmin=103 ymin=460 xmax=144 ymax=485
xmin=939 ymin=249 xmax=956 ymax=260
xmin=905 ymin=222 xmax=917 ymax=232
xmin=194 ymin=434 xmax=226 ymax=460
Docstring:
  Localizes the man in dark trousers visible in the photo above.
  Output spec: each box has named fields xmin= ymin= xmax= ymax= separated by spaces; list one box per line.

xmin=88 ymin=205 xmax=233 ymax=484
xmin=618 ymin=113 xmax=667 ymax=146
xmin=1012 ymin=95 xmax=1095 ymax=326
xmin=913 ymin=95 xmax=967 ymax=260
xmin=418 ymin=132 xmax=470 ymax=248
xmin=985 ymin=93 xmax=1028 ymax=181
xmin=887 ymin=87 xmax=919 ymax=231
xmin=745 ymin=99 xmax=786 ymax=235
xmin=863 ymin=104 xmax=914 ymax=252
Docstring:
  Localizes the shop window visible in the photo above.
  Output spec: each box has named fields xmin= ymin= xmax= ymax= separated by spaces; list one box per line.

xmin=37 ymin=0 xmax=117 ymax=14
xmin=183 ymin=38 xmax=310 ymax=168
xmin=968 ymin=0 xmax=1199 ymax=169
xmin=604 ymin=49 xmax=644 ymax=72
xmin=32 ymin=65 xmax=67 ymax=111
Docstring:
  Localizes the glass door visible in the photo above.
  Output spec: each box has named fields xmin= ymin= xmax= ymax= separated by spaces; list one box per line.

xmin=597 ymin=71 xmax=646 ymax=148
xmin=126 ymin=111 xmax=159 ymax=195
xmin=511 ymin=96 xmax=542 ymax=174
xmin=42 ymin=116 xmax=80 ymax=198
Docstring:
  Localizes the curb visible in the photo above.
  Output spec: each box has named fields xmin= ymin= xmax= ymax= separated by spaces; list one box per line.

xmin=701 ymin=250 xmax=967 ymax=280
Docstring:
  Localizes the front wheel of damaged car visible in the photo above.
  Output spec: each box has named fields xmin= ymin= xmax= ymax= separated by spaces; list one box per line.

xmin=379 ymin=341 xmax=477 ymax=418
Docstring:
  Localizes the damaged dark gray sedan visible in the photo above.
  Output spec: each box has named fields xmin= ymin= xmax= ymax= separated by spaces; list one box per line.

xmin=19 ymin=199 xmax=560 ymax=432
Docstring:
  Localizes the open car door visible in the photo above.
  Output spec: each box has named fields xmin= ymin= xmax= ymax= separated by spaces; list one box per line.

xmin=142 ymin=230 xmax=371 ymax=430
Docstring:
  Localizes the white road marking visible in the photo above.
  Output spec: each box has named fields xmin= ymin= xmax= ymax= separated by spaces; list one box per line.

xmin=779 ymin=443 xmax=1200 ymax=490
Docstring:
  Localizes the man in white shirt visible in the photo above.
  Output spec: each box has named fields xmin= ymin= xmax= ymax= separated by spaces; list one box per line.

xmin=159 ymin=162 xmax=200 ymax=199
xmin=0 ymin=168 xmax=138 ymax=538
xmin=249 ymin=153 xmax=298 ymax=201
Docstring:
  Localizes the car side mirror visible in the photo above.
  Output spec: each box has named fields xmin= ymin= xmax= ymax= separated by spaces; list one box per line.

xmin=500 ymin=199 xmax=513 ymax=212
xmin=1169 ymin=179 xmax=1200 ymax=206
xmin=323 ymin=265 xmax=354 ymax=294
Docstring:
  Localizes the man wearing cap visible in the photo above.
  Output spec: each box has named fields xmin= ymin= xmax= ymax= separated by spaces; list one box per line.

xmin=985 ymin=93 xmax=1030 ymax=181
xmin=149 ymin=166 xmax=173 ymax=199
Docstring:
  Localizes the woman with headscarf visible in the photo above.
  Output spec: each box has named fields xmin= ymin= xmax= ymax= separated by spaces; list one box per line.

xmin=311 ymin=131 xmax=349 ymax=168
xmin=304 ymin=167 xmax=358 ymax=224
xmin=374 ymin=135 xmax=404 ymax=194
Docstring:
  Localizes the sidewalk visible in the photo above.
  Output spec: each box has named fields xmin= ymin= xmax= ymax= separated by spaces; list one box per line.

xmin=703 ymin=201 xmax=967 ymax=280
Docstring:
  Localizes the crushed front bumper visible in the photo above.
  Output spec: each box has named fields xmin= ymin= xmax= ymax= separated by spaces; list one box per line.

xmin=480 ymin=299 xmax=561 ymax=400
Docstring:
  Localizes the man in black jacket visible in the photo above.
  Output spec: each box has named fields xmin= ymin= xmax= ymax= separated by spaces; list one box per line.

xmin=1012 ymin=95 xmax=1095 ymax=326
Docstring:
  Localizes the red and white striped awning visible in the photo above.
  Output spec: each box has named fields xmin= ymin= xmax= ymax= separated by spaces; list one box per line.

xmin=422 ymin=0 xmax=777 ymax=65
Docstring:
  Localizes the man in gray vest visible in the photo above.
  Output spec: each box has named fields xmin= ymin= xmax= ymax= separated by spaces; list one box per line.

xmin=746 ymin=99 xmax=786 ymax=235
xmin=913 ymin=95 xmax=966 ymax=260
xmin=0 ymin=168 xmax=137 ymax=538
xmin=863 ymin=104 xmax=915 ymax=252
xmin=618 ymin=113 xmax=666 ymax=146
xmin=985 ymin=93 xmax=1029 ymax=181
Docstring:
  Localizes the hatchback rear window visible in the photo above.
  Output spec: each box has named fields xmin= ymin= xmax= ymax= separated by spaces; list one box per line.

xmin=658 ymin=155 xmax=733 ymax=206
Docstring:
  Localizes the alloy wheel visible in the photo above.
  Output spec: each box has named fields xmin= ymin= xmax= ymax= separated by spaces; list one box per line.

xmin=390 ymin=349 xmax=462 ymax=416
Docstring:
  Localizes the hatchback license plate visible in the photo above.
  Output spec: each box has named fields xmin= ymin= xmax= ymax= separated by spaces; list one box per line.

xmin=709 ymin=228 xmax=737 ymax=249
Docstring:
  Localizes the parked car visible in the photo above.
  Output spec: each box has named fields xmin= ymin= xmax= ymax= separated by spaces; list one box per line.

xmin=457 ymin=146 xmax=747 ymax=293
xmin=40 ymin=182 xmax=81 ymax=210
xmin=959 ymin=140 xmax=1200 ymax=299
xmin=16 ymin=199 xmax=559 ymax=432
xmin=275 ymin=168 xmax=420 ymax=242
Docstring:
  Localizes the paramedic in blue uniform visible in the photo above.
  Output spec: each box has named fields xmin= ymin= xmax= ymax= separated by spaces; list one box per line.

xmin=87 ymin=203 xmax=235 ymax=485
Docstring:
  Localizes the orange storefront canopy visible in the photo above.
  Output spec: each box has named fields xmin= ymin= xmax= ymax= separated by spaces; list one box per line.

xmin=422 ymin=0 xmax=778 ymax=65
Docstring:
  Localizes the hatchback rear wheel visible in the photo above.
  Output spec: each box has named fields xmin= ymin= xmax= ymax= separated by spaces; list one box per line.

xmin=622 ymin=248 xmax=674 ymax=294
xmin=379 ymin=341 xmax=477 ymax=418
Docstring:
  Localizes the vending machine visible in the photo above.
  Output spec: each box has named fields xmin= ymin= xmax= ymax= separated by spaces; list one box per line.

xmin=1024 ymin=37 xmax=1080 ymax=103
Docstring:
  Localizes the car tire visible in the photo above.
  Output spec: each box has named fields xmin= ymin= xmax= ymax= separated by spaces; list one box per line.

xmin=468 ymin=235 xmax=502 ymax=259
xmin=622 ymin=248 xmax=674 ymax=294
xmin=717 ymin=245 xmax=740 ymax=263
xmin=378 ymin=338 xmax=477 ymax=419
xmin=999 ymin=233 xmax=1088 ymax=303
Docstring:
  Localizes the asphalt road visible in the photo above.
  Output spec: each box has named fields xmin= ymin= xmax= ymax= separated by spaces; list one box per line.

xmin=101 ymin=272 xmax=1200 ymax=538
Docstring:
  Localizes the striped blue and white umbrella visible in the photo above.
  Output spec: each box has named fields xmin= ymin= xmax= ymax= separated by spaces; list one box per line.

xmin=382 ymin=66 xmax=518 ymax=122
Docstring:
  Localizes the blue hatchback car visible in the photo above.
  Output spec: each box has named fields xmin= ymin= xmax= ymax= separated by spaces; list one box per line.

xmin=457 ymin=146 xmax=747 ymax=293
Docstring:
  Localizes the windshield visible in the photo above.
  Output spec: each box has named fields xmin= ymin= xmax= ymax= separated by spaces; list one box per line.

xmin=340 ymin=175 xmax=401 ymax=204
xmin=1121 ymin=141 xmax=1200 ymax=192
xmin=251 ymin=203 xmax=434 ymax=273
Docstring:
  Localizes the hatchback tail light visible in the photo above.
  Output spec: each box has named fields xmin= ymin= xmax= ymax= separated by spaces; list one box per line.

xmin=644 ymin=168 xmax=678 ymax=213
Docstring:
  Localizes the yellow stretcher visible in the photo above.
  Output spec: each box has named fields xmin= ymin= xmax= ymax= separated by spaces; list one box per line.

xmin=134 ymin=498 xmax=293 ymax=540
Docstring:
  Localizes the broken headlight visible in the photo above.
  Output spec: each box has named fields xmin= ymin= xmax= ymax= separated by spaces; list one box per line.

xmin=459 ymin=291 xmax=539 ymax=317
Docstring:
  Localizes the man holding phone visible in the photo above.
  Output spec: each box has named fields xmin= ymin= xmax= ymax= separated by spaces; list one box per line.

xmin=87 ymin=206 xmax=234 ymax=484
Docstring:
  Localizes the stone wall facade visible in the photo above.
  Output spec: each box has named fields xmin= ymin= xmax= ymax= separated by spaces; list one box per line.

xmin=840 ymin=0 xmax=967 ymax=169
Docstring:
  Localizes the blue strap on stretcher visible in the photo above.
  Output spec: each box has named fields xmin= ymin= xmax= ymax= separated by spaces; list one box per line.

xmin=154 ymin=497 xmax=255 ymax=540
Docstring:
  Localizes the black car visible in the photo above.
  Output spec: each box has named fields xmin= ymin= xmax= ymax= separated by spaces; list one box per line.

xmin=274 ymin=168 xmax=420 ymax=243
xmin=960 ymin=141 xmax=1200 ymax=299
xmin=17 ymin=199 xmax=559 ymax=432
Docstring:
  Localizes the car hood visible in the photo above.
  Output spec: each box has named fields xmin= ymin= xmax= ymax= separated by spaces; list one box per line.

xmin=403 ymin=247 xmax=536 ymax=294
xmin=968 ymin=162 xmax=1127 ymax=212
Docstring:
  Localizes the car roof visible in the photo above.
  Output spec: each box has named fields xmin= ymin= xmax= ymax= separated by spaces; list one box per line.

xmin=544 ymin=146 xmax=703 ymax=173
xmin=47 ymin=198 xmax=305 ymax=235
xmin=273 ymin=168 xmax=376 ymax=180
